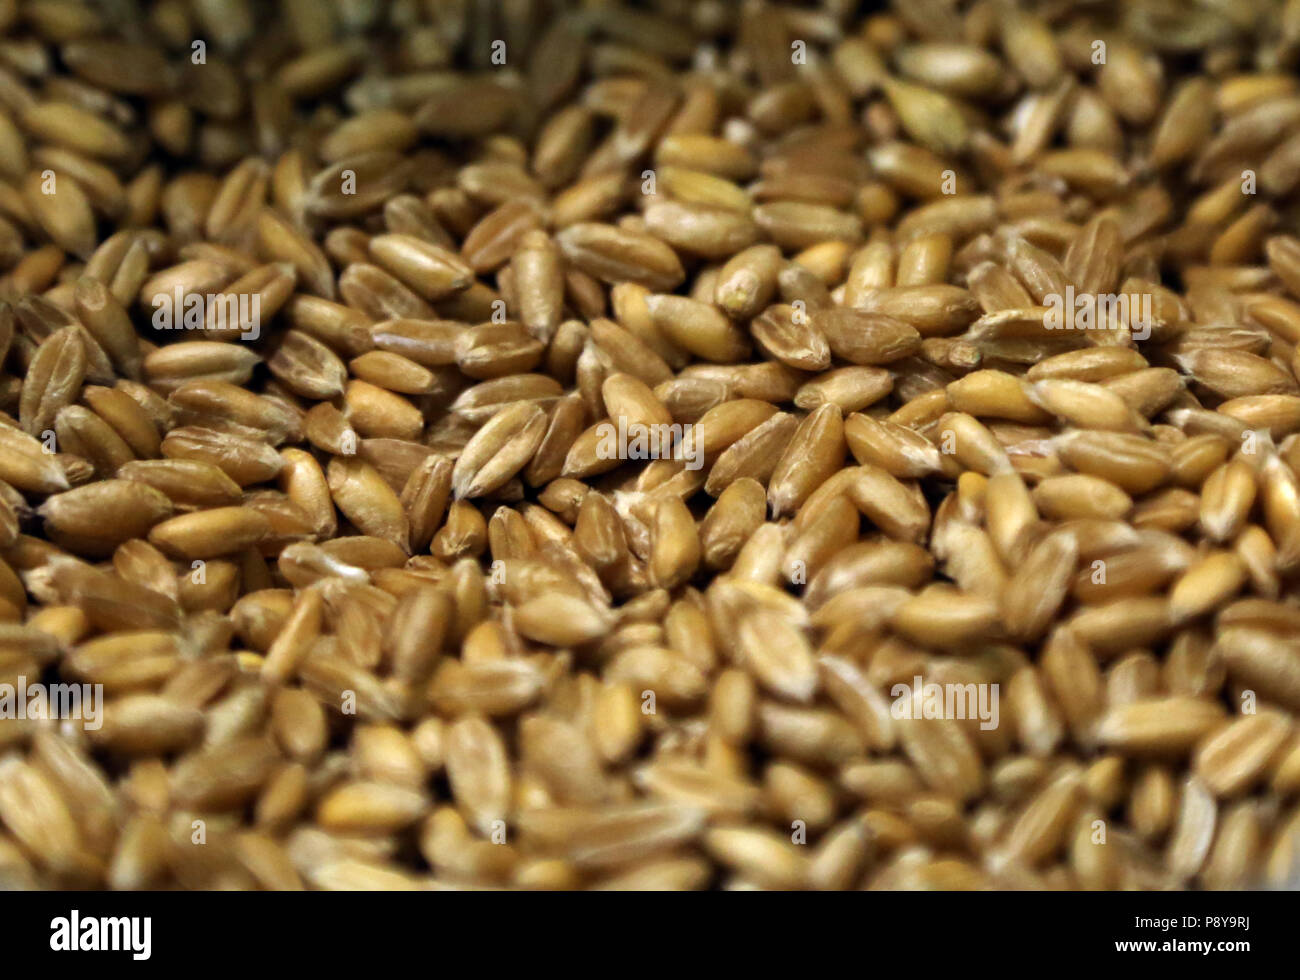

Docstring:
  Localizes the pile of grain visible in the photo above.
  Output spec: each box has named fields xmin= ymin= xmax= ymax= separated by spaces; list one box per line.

xmin=1 ymin=0 xmax=1300 ymax=890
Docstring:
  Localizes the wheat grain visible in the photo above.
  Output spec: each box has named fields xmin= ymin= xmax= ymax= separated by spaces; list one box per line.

xmin=2 ymin=0 xmax=1300 ymax=893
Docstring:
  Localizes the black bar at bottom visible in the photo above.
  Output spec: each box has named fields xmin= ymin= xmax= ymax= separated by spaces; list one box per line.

xmin=0 ymin=889 xmax=1277 ymax=969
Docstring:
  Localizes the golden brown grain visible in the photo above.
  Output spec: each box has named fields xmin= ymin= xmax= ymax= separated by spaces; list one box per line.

xmin=1 ymin=0 xmax=1299 ymax=895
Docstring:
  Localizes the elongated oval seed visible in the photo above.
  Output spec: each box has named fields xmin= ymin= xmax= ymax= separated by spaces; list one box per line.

xmin=40 ymin=480 xmax=174 ymax=557
xmin=149 ymin=507 xmax=272 ymax=559
xmin=20 ymin=326 xmax=87 ymax=436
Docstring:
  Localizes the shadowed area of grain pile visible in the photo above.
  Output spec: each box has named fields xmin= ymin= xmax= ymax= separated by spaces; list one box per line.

xmin=0 ymin=0 xmax=1299 ymax=890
